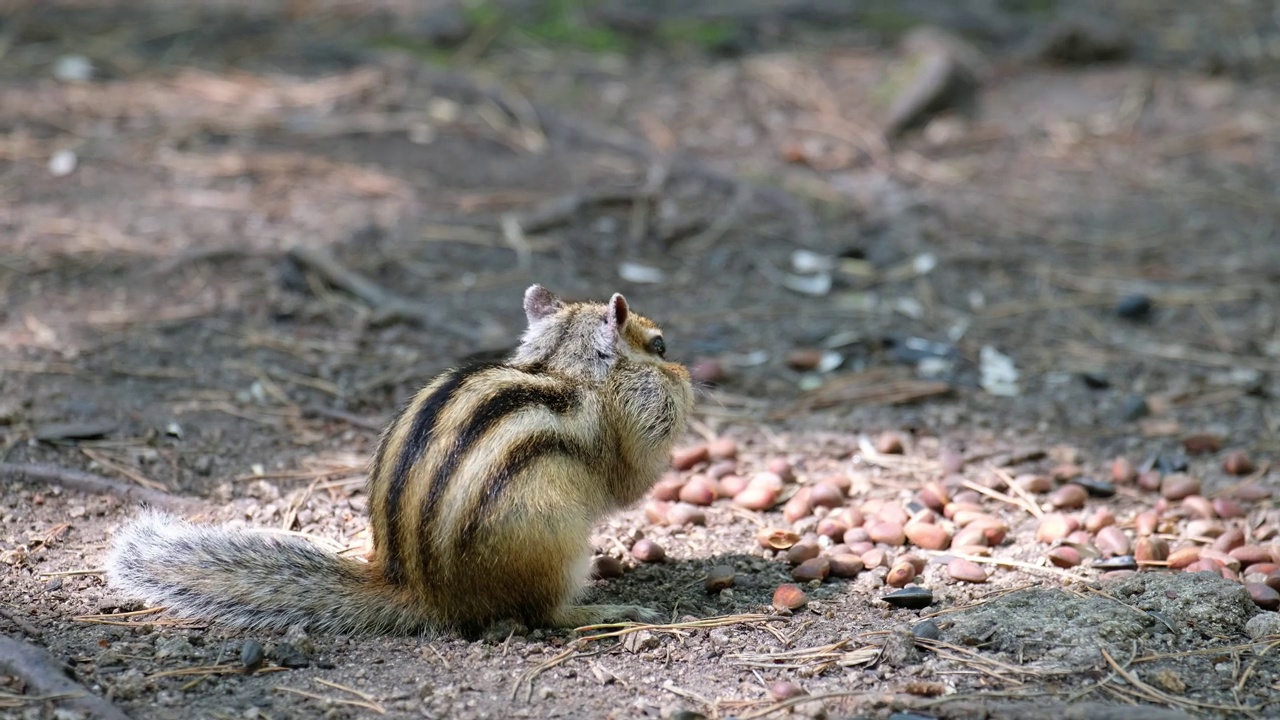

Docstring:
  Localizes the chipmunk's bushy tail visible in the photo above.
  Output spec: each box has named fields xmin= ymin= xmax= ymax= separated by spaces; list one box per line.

xmin=105 ymin=511 xmax=428 ymax=634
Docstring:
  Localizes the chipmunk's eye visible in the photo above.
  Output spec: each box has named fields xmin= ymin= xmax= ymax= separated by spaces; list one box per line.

xmin=647 ymin=336 xmax=666 ymax=358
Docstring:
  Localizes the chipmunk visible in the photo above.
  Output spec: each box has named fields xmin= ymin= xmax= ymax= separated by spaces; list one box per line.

xmin=105 ymin=285 xmax=694 ymax=634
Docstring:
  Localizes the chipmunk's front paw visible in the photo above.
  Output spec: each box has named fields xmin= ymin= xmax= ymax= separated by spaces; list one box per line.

xmin=552 ymin=604 xmax=663 ymax=628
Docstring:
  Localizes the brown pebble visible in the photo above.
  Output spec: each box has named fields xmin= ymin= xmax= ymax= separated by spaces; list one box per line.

xmin=905 ymin=522 xmax=952 ymax=550
xmin=651 ymin=474 xmax=685 ymax=501
xmin=1212 ymin=498 xmax=1245 ymax=519
xmin=1135 ymin=510 xmax=1159 ymax=536
xmin=1047 ymin=546 xmax=1082 ymax=568
xmin=886 ymin=561 xmax=917 ymax=587
xmin=1166 ymin=546 xmax=1201 ymax=569
xmin=809 ymin=483 xmax=845 ymax=509
xmin=1181 ymin=495 xmax=1215 ymax=520
xmin=1066 ymin=530 xmax=1094 ymax=546
xmin=689 ymin=358 xmax=726 ymax=385
xmin=707 ymin=437 xmax=738 ymax=460
xmin=1223 ymin=451 xmax=1255 ymax=476
xmin=631 ymin=539 xmax=665 ymax=563
xmin=705 ymin=565 xmax=735 ymax=593
xmin=1267 ymin=572 xmax=1280 ymax=592
xmin=939 ymin=448 xmax=965 ymax=474
xmin=666 ymin=503 xmax=706 ymax=527
xmin=733 ymin=485 xmax=778 ymax=511
xmin=749 ymin=471 xmax=785 ymax=492
xmin=1212 ymin=528 xmax=1246 ymax=552
xmin=878 ymin=504 xmax=910 ymax=526
xmin=1201 ymin=548 xmax=1242 ymax=572
xmin=947 ymin=558 xmax=988 ymax=583
xmin=816 ymin=517 xmax=850 ymax=541
xmin=875 ymin=431 xmax=905 ymax=454
xmin=783 ymin=488 xmax=814 ymax=523
xmin=861 ymin=548 xmax=887 ymax=569
xmin=765 ymin=458 xmax=795 ymax=482
xmin=1084 ymin=509 xmax=1115 ymax=533
xmin=823 ymin=473 xmax=852 ymax=492
xmin=919 ymin=481 xmax=950 ymax=511
xmin=1186 ymin=519 xmax=1225 ymax=539
xmin=1095 ymin=526 xmax=1131 ymax=557
xmin=719 ymin=474 xmax=748 ymax=497
xmin=1111 ymin=457 xmax=1137 ymax=484
xmin=786 ymin=543 xmax=820 ymax=565
xmin=644 ymin=500 xmax=671 ymax=525
xmin=1249 ymin=563 xmax=1279 ymax=576
xmin=950 ymin=525 xmax=989 ymax=549
xmin=954 ymin=544 xmax=991 ymax=557
xmin=590 ymin=556 xmax=624 ymax=579
xmin=1230 ymin=545 xmax=1271 ymax=568
xmin=1051 ymin=463 xmax=1083 ymax=482
xmin=772 ymin=583 xmax=808 ymax=611
xmin=901 ymin=554 xmax=928 ymax=573
xmin=950 ymin=509 xmax=994 ymax=528
xmin=1181 ymin=433 xmax=1224 ymax=455
xmin=1160 ymin=474 xmax=1201 ymax=501
xmin=1184 ymin=559 xmax=1223 ymax=576
xmin=678 ymin=476 xmax=718 ymax=506
xmin=706 ymin=460 xmax=737 ymax=479
xmin=1137 ymin=470 xmax=1162 ymax=492
xmin=786 ymin=348 xmax=824 ymax=371
xmin=868 ymin=521 xmax=906 ymax=546
xmin=1036 ymin=513 xmax=1079 ymax=543
xmin=792 ymin=557 xmax=831 ymax=582
xmin=758 ymin=528 xmax=800 ymax=550
xmin=843 ymin=527 xmax=870 ymax=545
xmin=1134 ymin=536 xmax=1168 ymax=563
xmin=1016 ymin=474 xmax=1053 ymax=494
xmin=836 ymin=507 xmax=864 ymax=528
xmin=1049 ymin=484 xmax=1088 ymax=510
xmin=969 ymin=519 xmax=1010 ymax=546
xmin=768 ymin=681 xmax=808 ymax=701
xmin=847 ymin=540 xmax=874 ymax=555
xmin=1247 ymin=583 xmax=1280 ymax=610
xmin=828 ymin=553 xmax=865 ymax=578
xmin=672 ymin=445 xmax=709 ymax=471
xmin=1234 ymin=484 xmax=1272 ymax=502
xmin=1101 ymin=570 xmax=1137 ymax=581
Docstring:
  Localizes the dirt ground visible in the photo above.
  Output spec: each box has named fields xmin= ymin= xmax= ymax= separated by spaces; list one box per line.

xmin=2 ymin=1 xmax=1279 ymax=718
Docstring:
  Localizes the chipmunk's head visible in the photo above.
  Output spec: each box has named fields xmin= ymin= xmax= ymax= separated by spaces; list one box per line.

xmin=514 ymin=284 xmax=685 ymax=383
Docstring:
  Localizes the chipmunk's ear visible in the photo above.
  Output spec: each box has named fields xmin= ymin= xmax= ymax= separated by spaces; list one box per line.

xmin=524 ymin=285 xmax=562 ymax=324
xmin=607 ymin=293 xmax=629 ymax=333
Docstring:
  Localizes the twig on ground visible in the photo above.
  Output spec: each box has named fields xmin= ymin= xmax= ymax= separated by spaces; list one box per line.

xmin=0 ymin=462 xmax=194 ymax=509
xmin=285 ymin=246 xmax=480 ymax=339
xmin=0 ymin=606 xmax=41 ymax=639
xmin=0 ymin=634 xmax=132 ymax=720
xmin=301 ymin=405 xmax=384 ymax=432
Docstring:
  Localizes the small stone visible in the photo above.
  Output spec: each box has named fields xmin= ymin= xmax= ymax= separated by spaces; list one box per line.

xmin=707 ymin=460 xmax=736 ymax=479
xmin=1114 ymin=293 xmax=1153 ymax=319
xmin=678 ymin=476 xmax=718 ymax=506
xmin=666 ymin=503 xmax=706 ymax=527
xmin=1212 ymin=498 xmax=1245 ymax=519
xmin=782 ymin=488 xmax=814 ymax=522
xmin=1095 ymin=526 xmax=1131 ymax=556
xmin=1212 ymin=528 xmax=1246 ymax=552
xmin=1135 ymin=510 xmax=1159 ymax=536
xmin=786 ymin=348 xmax=824 ymax=371
xmin=644 ymin=500 xmax=670 ymax=524
xmin=919 ymin=481 xmax=951 ymax=510
xmin=1048 ymin=484 xmax=1088 ymax=510
xmin=1234 ymin=484 xmax=1272 ymax=502
xmin=1247 ymin=583 xmax=1280 ymax=611
xmin=904 ymin=522 xmax=951 ymax=550
xmin=878 ymin=504 xmax=910 ymax=526
xmin=273 ymin=642 xmax=310 ymax=669
xmin=786 ymin=543 xmax=821 ymax=565
xmin=875 ymin=431 xmax=905 ymax=454
xmin=1080 ymin=371 xmax=1110 ymax=389
xmin=671 ymin=445 xmax=709 ymax=471
xmin=1137 ymin=470 xmax=1162 ymax=491
xmin=1166 ymin=546 xmax=1201 ymax=569
xmin=911 ymin=619 xmax=941 ymax=640
xmin=1246 ymin=612 xmax=1280 ymax=639
xmin=1181 ymin=433 xmax=1224 ymax=455
xmin=1134 ymin=537 xmax=1168 ymax=563
xmin=34 ymin=420 xmax=117 ymax=442
xmin=1182 ymin=495 xmax=1215 ymax=520
xmin=1230 ymin=545 xmax=1270 ymax=568
xmin=749 ymin=472 xmax=785 ymax=492
xmin=768 ymin=681 xmax=807 ymax=701
xmin=1050 ymin=463 xmax=1083 ymax=482
xmin=882 ymin=586 xmax=934 ymax=610
xmin=707 ymin=437 xmax=738 ymax=460
xmin=1093 ymin=555 xmax=1137 ymax=571
xmin=868 ymin=521 xmax=906 ymax=546
xmin=651 ymin=475 xmax=685 ymax=501
xmin=1073 ymin=477 xmax=1116 ymax=498
xmin=886 ymin=561 xmax=917 ymax=587
xmin=947 ymin=558 xmax=987 ymax=583
xmin=733 ymin=486 xmax=778 ymax=511
xmin=718 ymin=475 xmax=748 ymax=496
xmin=590 ymin=556 xmax=625 ymax=579
xmin=861 ymin=548 xmax=888 ymax=569
xmin=809 ymin=483 xmax=844 ymax=508
xmin=758 ymin=528 xmax=801 ymax=550
xmin=240 ymin=640 xmax=265 ymax=673
xmin=828 ymin=554 xmax=865 ymax=578
xmin=705 ymin=565 xmax=735 ymax=593
xmin=1119 ymin=394 xmax=1150 ymax=421
xmin=816 ymin=517 xmax=849 ymax=541
xmin=772 ymin=584 xmax=808 ymax=611
xmin=1016 ymin=474 xmax=1053 ymax=494
xmin=900 ymin=554 xmax=927 ymax=573
xmin=951 ymin=525 xmax=990 ymax=549
xmin=1047 ymin=546 xmax=1082 ymax=568
xmin=631 ymin=539 xmax=665 ymax=563
xmin=1111 ymin=457 xmax=1137 ymax=484
xmin=792 ymin=558 xmax=831 ymax=582
xmin=1185 ymin=519 xmax=1224 ymax=538
xmin=44 ymin=577 xmax=63 ymax=592
xmin=1223 ymin=451 xmax=1255 ymax=476
xmin=1160 ymin=474 xmax=1201 ymax=501
xmin=765 ymin=458 xmax=795 ymax=482
xmin=939 ymin=448 xmax=965 ymax=474
xmin=1084 ymin=509 xmax=1115 ymax=533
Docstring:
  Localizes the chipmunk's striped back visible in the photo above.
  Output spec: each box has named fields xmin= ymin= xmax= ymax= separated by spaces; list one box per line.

xmin=106 ymin=285 xmax=693 ymax=634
